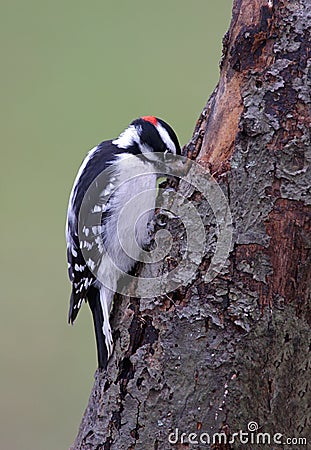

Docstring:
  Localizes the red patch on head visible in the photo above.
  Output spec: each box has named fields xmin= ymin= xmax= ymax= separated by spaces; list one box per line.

xmin=142 ymin=116 xmax=158 ymax=126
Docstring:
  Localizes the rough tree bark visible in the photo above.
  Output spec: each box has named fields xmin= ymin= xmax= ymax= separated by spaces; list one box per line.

xmin=71 ymin=1 xmax=310 ymax=449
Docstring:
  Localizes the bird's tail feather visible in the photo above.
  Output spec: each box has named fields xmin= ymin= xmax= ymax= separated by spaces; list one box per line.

xmin=88 ymin=287 xmax=109 ymax=369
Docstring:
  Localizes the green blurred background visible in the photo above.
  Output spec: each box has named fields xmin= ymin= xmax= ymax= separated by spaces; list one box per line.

xmin=0 ymin=2 xmax=231 ymax=449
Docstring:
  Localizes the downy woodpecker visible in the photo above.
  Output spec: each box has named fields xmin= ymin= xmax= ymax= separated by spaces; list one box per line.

xmin=66 ymin=116 xmax=181 ymax=369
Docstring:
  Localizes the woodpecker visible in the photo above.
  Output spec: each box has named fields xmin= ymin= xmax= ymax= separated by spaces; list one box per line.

xmin=66 ymin=116 xmax=181 ymax=369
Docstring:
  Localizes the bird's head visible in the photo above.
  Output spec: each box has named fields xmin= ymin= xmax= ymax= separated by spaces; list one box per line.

xmin=112 ymin=116 xmax=181 ymax=162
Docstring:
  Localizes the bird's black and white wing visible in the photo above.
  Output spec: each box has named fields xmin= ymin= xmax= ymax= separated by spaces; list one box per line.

xmin=66 ymin=140 xmax=123 ymax=324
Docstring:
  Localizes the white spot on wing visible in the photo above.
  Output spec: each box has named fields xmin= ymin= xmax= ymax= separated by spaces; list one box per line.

xmin=74 ymin=263 xmax=85 ymax=272
xmin=81 ymin=240 xmax=93 ymax=250
xmin=92 ymin=225 xmax=102 ymax=235
xmin=84 ymin=278 xmax=93 ymax=289
xmin=92 ymin=205 xmax=102 ymax=213
xmin=76 ymin=284 xmax=83 ymax=293
xmin=77 ymin=298 xmax=84 ymax=309
xmin=87 ymin=258 xmax=96 ymax=271
xmin=102 ymin=182 xmax=115 ymax=196
xmin=82 ymin=226 xmax=90 ymax=236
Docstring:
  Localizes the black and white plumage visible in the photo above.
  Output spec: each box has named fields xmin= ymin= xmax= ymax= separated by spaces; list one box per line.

xmin=66 ymin=116 xmax=181 ymax=369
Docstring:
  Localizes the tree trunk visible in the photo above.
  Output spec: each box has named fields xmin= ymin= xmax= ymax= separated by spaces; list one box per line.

xmin=71 ymin=0 xmax=311 ymax=449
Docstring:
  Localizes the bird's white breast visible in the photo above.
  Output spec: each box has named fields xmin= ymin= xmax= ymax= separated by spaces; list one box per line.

xmin=98 ymin=154 xmax=157 ymax=283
